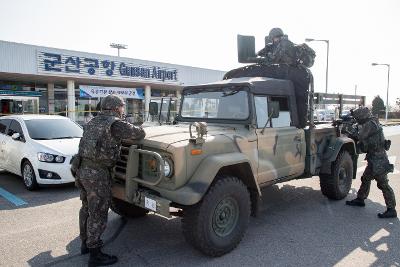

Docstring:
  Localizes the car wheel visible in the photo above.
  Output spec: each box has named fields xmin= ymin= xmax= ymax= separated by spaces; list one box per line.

xmin=22 ymin=160 xmax=39 ymax=191
xmin=320 ymin=151 xmax=353 ymax=200
xmin=181 ymin=176 xmax=251 ymax=257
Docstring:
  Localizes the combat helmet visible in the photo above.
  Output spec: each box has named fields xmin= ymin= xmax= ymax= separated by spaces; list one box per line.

xmin=352 ymin=106 xmax=372 ymax=123
xmin=268 ymin=28 xmax=284 ymax=39
xmin=101 ymin=94 xmax=125 ymax=111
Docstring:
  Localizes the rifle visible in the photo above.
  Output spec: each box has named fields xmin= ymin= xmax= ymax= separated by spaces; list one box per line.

xmin=332 ymin=115 xmax=358 ymax=141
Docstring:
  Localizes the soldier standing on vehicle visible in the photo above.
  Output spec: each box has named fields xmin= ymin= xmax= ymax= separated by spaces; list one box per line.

xmin=345 ymin=107 xmax=397 ymax=218
xmin=257 ymin=27 xmax=297 ymax=65
xmin=75 ymin=94 xmax=145 ymax=266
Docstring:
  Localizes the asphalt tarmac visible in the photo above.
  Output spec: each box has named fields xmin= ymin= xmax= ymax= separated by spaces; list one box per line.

xmin=1 ymin=126 xmax=399 ymax=266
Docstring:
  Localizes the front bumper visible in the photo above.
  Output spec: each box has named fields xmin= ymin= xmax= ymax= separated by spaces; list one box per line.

xmin=34 ymin=158 xmax=75 ymax=184
xmin=112 ymin=182 xmax=172 ymax=218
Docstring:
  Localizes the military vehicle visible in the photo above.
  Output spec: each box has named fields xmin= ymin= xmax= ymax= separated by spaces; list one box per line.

xmin=110 ymin=35 xmax=364 ymax=257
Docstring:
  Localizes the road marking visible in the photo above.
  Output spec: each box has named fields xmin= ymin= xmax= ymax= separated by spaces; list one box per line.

xmin=356 ymin=156 xmax=398 ymax=174
xmin=0 ymin=187 xmax=27 ymax=206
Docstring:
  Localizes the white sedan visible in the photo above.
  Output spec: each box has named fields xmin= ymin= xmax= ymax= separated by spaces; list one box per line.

xmin=0 ymin=115 xmax=83 ymax=190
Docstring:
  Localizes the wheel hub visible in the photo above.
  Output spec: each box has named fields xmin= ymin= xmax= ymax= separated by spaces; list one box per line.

xmin=212 ymin=197 xmax=239 ymax=237
xmin=23 ymin=165 xmax=33 ymax=187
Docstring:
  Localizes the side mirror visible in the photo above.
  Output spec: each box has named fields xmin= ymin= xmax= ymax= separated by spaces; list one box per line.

xmin=268 ymin=101 xmax=280 ymax=118
xmin=149 ymin=102 xmax=158 ymax=116
xmin=11 ymin=133 xmax=21 ymax=141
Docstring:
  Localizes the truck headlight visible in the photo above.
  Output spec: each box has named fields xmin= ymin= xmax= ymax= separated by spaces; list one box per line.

xmin=163 ymin=158 xmax=173 ymax=178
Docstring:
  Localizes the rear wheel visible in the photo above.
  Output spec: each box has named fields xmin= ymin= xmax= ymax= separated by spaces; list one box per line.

xmin=182 ymin=176 xmax=251 ymax=257
xmin=320 ymin=151 xmax=353 ymax=200
xmin=22 ymin=160 xmax=38 ymax=191
xmin=110 ymin=197 xmax=149 ymax=218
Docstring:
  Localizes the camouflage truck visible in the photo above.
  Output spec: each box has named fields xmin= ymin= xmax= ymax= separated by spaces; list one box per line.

xmin=110 ymin=36 xmax=362 ymax=257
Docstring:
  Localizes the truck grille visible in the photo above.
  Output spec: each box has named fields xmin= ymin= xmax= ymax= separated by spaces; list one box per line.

xmin=114 ymin=140 xmax=142 ymax=181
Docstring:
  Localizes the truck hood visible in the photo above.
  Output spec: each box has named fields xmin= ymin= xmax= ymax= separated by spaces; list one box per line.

xmin=142 ymin=124 xmax=238 ymax=148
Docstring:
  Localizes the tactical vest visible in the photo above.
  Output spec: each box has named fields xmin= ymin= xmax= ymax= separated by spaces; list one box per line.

xmin=360 ymin=119 xmax=385 ymax=153
xmin=78 ymin=115 xmax=120 ymax=167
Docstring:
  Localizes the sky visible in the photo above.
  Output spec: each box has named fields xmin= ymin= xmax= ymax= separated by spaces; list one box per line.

xmin=0 ymin=0 xmax=399 ymax=108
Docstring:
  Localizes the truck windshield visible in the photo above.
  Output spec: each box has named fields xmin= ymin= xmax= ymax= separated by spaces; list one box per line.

xmin=181 ymin=89 xmax=249 ymax=120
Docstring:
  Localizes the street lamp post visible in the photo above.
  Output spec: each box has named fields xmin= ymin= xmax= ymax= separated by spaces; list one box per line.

xmin=110 ymin=43 xmax=127 ymax=57
xmin=372 ymin=63 xmax=390 ymax=121
xmin=305 ymin=38 xmax=330 ymax=94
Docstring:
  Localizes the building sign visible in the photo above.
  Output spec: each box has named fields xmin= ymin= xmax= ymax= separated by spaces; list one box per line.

xmin=79 ymin=85 xmax=144 ymax=99
xmin=37 ymin=51 xmax=179 ymax=83
xmin=0 ymin=90 xmax=42 ymax=97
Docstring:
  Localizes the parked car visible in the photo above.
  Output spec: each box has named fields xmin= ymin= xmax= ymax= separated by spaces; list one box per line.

xmin=314 ymin=109 xmax=335 ymax=121
xmin=0 ymin=115 xmax=83 ymax=190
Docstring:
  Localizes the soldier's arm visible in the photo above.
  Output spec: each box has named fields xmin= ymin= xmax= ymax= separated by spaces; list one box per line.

xmin=111 ymin=120 xmax=146 ymax=140
xmin=358 ymin=121 xmax=375 ymax=140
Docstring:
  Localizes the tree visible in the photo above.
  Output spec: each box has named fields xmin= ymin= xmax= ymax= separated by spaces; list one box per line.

xmin=371 ymin=95 xmax=385 ymax=117
xmin=396 ymin=98 xmax=400 ymax=111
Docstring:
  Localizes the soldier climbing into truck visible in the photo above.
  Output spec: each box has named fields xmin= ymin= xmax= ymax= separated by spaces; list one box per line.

xmin=109 ymin=30 xmax=364 ymax=257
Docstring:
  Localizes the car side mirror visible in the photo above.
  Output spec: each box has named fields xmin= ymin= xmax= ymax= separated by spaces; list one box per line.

xmin=149 ymin=102 xmax=158 ymax=116
xmin=11 ymin=133 xmax=22 ymax=141
xmin=268 ymin=101 xmax=280 ymax=118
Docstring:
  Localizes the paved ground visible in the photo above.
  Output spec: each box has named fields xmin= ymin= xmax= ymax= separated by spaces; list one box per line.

xmin=1 ymin=126 xmax=399 ymax=267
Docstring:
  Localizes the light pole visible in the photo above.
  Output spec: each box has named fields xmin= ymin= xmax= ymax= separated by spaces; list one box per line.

xmin=305 ymin=38 xmax=329 ymax=94
xmin=110 ymin=43 xmax=127 ymax=57
xmin=371 ymin=63 xmax=390 ymax=121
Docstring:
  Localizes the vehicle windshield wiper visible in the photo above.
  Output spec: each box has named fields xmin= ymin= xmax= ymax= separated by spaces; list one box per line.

xmin=33 ymin=138 xmax=52 ymax=140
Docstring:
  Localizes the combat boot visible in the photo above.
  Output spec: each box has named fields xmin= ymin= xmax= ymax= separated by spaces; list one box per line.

xmin=378 ymin=208 xmax=397 ymax=219
xmin=345 ymin=198 xmax=365 ymax=207
xmin=81 ymin=240 xmax=89 ymax=255
xmin=88 ymin=247 xmax=118 ymax=266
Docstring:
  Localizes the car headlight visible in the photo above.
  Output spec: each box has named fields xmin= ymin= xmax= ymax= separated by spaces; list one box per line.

xmin=37 ymin=152 xmax=65 ymax=163
xmin=163 ymin=158 xmax=173 ymax=178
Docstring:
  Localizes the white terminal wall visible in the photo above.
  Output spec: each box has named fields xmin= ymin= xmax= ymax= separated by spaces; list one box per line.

xmin=0 ymin=40 xmax=225 ymax=86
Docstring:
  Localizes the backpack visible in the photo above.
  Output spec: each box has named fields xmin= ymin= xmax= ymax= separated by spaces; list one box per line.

xmin=295 ymin=43 xmax=316 ymax=68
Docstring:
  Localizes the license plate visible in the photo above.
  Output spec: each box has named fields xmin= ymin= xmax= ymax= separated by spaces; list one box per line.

xmin=144 ymin=197 xmax=157 ymax=211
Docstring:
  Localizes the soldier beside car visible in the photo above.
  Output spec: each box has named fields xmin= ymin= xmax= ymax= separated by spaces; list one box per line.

xmin=344 ymin=107 xmax=397 ymax=218
xmin=72 ymin=94 xmax=145 ymax=266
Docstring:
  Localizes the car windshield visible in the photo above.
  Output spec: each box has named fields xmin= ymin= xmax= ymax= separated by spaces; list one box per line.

xmin=181 ymin=88 xmax=249 ymax=120
xmin=25 ymin=119 xmax=83 ymax=140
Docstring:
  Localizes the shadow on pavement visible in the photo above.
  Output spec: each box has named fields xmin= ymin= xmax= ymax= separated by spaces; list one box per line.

xmin=0 ymin=171 xmax=78 ymax=210
xmin=27 ymin=183 xmax=400 ymax=267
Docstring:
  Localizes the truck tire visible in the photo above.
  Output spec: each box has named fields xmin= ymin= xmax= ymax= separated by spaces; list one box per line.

xmin=110 ymin=197 xmax=149 ymax=218
xmin=320 ymin=151 xmax=353 ymax=200
xmin=181 ymin=176 xmax=251 ymax=257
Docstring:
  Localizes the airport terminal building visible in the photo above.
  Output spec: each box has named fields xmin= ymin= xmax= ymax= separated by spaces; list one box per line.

xmin=0 ymin=40 xmax=225 ymax=123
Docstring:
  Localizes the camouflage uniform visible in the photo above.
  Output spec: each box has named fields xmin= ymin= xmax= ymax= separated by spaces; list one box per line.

xmin=346 ymin=107 xmax=396 ymax=215
xmin=76 ymin=95 xmax=145 ymax=249
xmin=257 ymin=28 xmax=297 ymax=65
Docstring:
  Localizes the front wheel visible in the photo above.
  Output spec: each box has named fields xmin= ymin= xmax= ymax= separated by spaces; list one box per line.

xmin=320 ymin=151 xmax=353 ymax=200
xmin=22 ymin=160 xmax=38 ymax=191
xmin=181 ymin=176 xmax=251 ymax=257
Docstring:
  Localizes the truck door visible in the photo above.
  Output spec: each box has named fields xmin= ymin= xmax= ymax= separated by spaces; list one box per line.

xmin=270 ymin=96 xmax=305 ymax=178
xmin=254 ymin=96 xmax=279 ymax=183
xmin=255 ymin=96 xmax=305 ymax=183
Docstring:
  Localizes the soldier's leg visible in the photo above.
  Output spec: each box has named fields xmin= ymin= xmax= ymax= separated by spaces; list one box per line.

xmin=347 ymin=165 xmax=372 ymax=206
xmin=81 ymin=177 xmax=112 ymax=249
xmin=357 ymin=166 xmax=373 ymax=200
xmin=75 ymin=178 xmax=89 ymax=243
xmin=376 ymin=175 xmax=396 ymax=209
